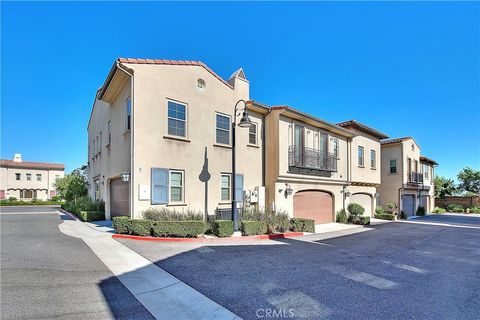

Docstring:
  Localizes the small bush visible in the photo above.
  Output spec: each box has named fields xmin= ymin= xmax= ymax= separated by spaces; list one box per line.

xmin=416 ymin=206 xmax=426 ymax=216
xmin=113 ymin=216 xmax=130 ymax=234
xmin=152 ymin=221 xmax=205 ymax=238
xmin=269 ymin=211 xmax=290 ymax=233
xmin=129 ymin=219 xmax=153 ymax=236
xmin=241 ymin=221 xmax=268 ymax=236
xmin=212 ymin=220 xmax=234 ymax=237
xmin=375 ymin=206 xmax=385 ymax=215
xmin=8 ymin=197 xmax=17 ymax=201
xmin=350 ymin=216 xmax=370 ymax=225
xmin=347 ymin=203 xmax=365 ymax=216
xmin=374 ymin=213 xmax=396 ymax=221
xmin=51 ymin=195 xmax=62 ymax=202
xmin=290 ymin=218 xmax=315 ymax=233
xmin=336 ymin=209 xmax=348 ymax=224
xmin=468 ymin=206 xmax=480 ymax=214
xmin=143 ymin=207 xmax=203 ymax=221
xmin=432 ymin=207 xmax=446 ymax=214
xmin=446 ymin=204 xmax=464 ymax=212
xmin=77 ymin=211 xmax=105 ymax=222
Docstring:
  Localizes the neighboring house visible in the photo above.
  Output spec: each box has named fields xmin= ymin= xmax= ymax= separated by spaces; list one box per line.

xmin=0 ymin=154 xmax=65 ymax=201
xmin=336 ymin=120 xmax=389 ymax=216
xmin=88 ymin=58 xmax=268 ymax=220
xmin=377 ymin=137 xmax=438 ymax=216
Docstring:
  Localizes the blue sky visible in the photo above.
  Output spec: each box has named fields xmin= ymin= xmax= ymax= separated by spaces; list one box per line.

xmin=2 ymin=2 xmax=479 ymax=180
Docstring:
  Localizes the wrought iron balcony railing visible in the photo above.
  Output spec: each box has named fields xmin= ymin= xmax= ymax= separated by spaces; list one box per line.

xmin=288 ymin=145 xmax=337 ymax=172
xmin=409 ymin=172 xmax=424 ymax=183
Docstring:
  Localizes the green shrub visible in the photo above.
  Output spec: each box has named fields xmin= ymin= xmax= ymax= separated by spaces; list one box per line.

xmin=375 ymin=206 xmax=385 ymax=215
xmin=241 ymin=221 xmax=268 ymax=236
xmin=112 ymin=216 xmax=130 ymax=234
xmin=350 ymin=216 xmax=370 ymax=225
xmin=468 ymin=206 xmax=480 ymax=214
xmin=416 ymin=206 xmax=426 ymax=216
xmin=269 ymin=211 xmax=290 ymax=233
xmin=77 ymin=211 xmax=105 ymax=222
xmin=212 ymin=220 xmax=234 ymax=237
xmin=241 ymin=208 xmax=289 ymax=233
xmin=8 ymin=197 xmax=17 ymax=201
xmin=336 ymin=209 xmax=348 ymax=224
xmin=152 ymin=220 xmax=205 ymax=238
xmin=446 ymin=204 xmax=464 ymax=212
xmin=432 ymin=207 xmax=446 ymax=214
xmin=400 ymin=211 xmax=407 ymax=219
xmin=290 ymin=218 xmax=315 ymax=233
xmin=143 ymin=207 xmax=203 ymax=221
xmin=129 ymin=219 xmax=153 ymax=236
xmin=347 ymin=203 xmax=365 ymax=216
xmin=50 ymin=195 xmax=62 ymax=202
xmin=374 ymin=213 xmax=396 ymax=221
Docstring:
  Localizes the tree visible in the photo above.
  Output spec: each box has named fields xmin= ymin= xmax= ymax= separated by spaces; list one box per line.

xmin=54 ymin=165 xmax=88 ymax=202
xmin=434 ymin=176 xmax=457 ymax=198
xmin=457 ymin=167 xmax=480 ymax=194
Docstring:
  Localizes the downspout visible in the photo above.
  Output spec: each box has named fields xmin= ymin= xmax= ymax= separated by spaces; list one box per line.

xmin=262 ymin=114 xmax=266 ymax=188
xmin=398 ymin=144 xmax=404 ymax=214
xmin=344 ymin=137 xmax=352 ymax=210
xmin=117 ymin=63 xmax=134 ymax=219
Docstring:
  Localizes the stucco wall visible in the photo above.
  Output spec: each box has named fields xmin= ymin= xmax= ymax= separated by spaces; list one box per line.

xmin=378 ymin=144 xmax=403 ymax=208
xmin=0 ymin=167 xmax=64 ymax=200
xmin=349 ymin=130 xmax=381 ymax=185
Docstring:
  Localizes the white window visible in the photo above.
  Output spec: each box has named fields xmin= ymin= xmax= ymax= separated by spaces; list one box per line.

xmin=249 ymin=123 xmax=257 ymax=145
xmin=19 ymin=190 xmax=24 ymax=198
xmin=216 ymin=114 xmax=230 ymax=145
xmin=332 ymin=139 xmax=339 ymax=158
xmin=370 ymin=149 xmax=376 ymax=169
xmin=94 ymin=180 xmax=100 ymax=200
xmin=36 ymin=174 xmax=42 ymax=181
xmin=107 ymin=121 xmax=112 ymax=145
xmin=167 ymin=101 xmax=186 ymax=137
xmin=424 ymin=164 xmax=429 ymax=179
xmin=26 ymin=173 xmax=31 ymax=181
xmin=169 ymin=171 xmax=184 ymax=202
xmin=221 ymin=174 xmax=231 ymax=201
xmin=126 ymin=98 xmax=131 ymax=131
xmin=15 ymin=173 xmax=20 ymax=180
xmin=390 ymin=160 xmax=397 ymax=174
xmin=358 ymin=146 xmax=364 ymax=167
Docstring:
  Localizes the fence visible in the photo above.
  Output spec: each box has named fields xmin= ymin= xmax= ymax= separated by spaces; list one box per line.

xmin=435 ymin=196 xmax=480 ymax=208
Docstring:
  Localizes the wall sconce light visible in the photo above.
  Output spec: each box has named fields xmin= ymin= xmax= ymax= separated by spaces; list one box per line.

xmin=120 ymin=172 xmax=130 ymax=182
xmin=285 ymin=184 xmax=293 ymax=196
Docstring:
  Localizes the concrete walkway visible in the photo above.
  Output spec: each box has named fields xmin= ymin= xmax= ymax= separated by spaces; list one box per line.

xmin=57 ymin=211 xmax=240 ymax=320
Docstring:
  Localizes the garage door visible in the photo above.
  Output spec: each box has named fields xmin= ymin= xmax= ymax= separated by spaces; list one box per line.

xmin=420 ymin=195 xmax=429 ymax=212
xmin=350 ymin=193 xmax=372 ymax=217
xmin=402 ymin=195 xmax=415 ymax=217
xmin=293 ymin=190 xmax=333 ymax=224
xmin=110 ymin=178 xmax=129 ymax=218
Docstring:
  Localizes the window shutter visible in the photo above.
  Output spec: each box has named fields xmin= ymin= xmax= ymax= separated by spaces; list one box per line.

xmin=151 ymin=168 xmax=168 ymax=204
xmin=235 ymin=174 xmax=244 ymax=202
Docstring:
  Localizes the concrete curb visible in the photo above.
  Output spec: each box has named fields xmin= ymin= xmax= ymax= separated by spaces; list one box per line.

xmin=57 ymin=208 xmax=78 ymax=221
xmin=112 ymin=232 xmax=304 ymax=243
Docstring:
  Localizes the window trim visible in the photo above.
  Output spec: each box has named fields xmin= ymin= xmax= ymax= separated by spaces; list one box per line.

xmin=358 ymin=146 xmax=365 ymax=167
xmin=389 ymin=159 xmax=397 ymax=174
xmin=166 ymin=99 xmax=188 ymax=138
xmin=220 ymin=173 xmax=231 ymax=202
xmin=248 ymin=122 xmax=258 ymax=146
xmin=169 ymin=170 xmax=184 ymax=203
xmin=26 ymin=173 xmax=32 ymax=181
xmin=370 ymin=149 xmax=376 ymax=169
xmin=215 ymin=112 xmax=231 ymax=146
xmin=332 ymin=138 xmax=339 ymax=159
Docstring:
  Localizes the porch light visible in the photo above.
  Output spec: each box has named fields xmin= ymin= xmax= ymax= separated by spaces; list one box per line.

xmin=237 ymin=110 xmax=253 ymax=128
xmin=285 ymin=184 xmax=293 ymax=196
xmin=120 ymin=172 xmax=130 ymax=182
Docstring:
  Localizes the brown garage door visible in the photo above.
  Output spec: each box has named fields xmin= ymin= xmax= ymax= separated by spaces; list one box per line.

xmin=110 ymin=178 xmax=129 ymax=218
xmin=293 ymin=190 xmax=333 ymax=224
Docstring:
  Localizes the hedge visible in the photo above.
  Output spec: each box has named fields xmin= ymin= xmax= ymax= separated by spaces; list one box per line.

xmin=336 ymin=209 xmax=348 ymax=224
xmin=416 ymin=206 xmax=426 ymax=216
xmin=77 ymin=211 xmax=105 ymax=222
xmin=0 ymin=200 xmax=62 ymax=206
xmin=212 ymin=220 xmax=234 ymax=237
xmin=374 ymin=214 xmax=396 ymax=221
xmin=113 ymin=216 xmax=130 ymax=234
xmin=347 ymin=203 xmax=365 ymax=216
xmin=152 ymin=221 xmax=205 ymax=238
xmin=350 ymin=216 xmax=370 ymax=225
xmin=290 ymin=218 xmax=315 ymax=233
xmin=129 ymin=219 xmax=153 ymax=236
xmin=241 ymin=221 xmax=268 ymax=236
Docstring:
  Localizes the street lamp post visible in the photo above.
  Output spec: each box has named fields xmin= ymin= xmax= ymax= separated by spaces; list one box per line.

xmin=231 ymin=99 xmax=254 ymax=232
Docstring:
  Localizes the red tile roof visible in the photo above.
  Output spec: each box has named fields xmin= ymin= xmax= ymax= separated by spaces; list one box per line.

xmin=380 ymin=136 xmax=414 ymax=145
xmin=0 ymin=160 xmax=65 ymax=170
xmin=420 ymin=156 xmax=438 ymax=166
xmin=117 ymin=57 xmax=233 ymax=89
xmin=336 ymin=120 xmax=389 ymax=139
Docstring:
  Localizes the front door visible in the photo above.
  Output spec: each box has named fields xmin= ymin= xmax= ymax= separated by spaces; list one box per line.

xmin=294 ymin=125 xmax=304 ymax=165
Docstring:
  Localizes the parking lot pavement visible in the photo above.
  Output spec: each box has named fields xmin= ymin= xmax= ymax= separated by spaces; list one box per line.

xmin=408 ymin=213 xmax=480 ymax=227
xmin=118 ymin=215 xmax=480 ymax=320
xmin=1 ymin=206 xmax=154 ymax=320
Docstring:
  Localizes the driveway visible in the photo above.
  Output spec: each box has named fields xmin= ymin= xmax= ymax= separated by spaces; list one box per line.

xmin=118 ymin=214 xmax=480 ymax=320
xmin=0 ymin=206 xmax=154 ymax=320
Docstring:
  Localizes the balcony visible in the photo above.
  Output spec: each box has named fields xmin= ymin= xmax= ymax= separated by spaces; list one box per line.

xmin=409 ymin=172 xmax=424 ymax=184
xmin=288 ymin=145 xmax=337 ymax=177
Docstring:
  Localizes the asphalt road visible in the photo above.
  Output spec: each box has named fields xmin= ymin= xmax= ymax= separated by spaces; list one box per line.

xmin=119 ymin=214 xmax=480 ymax=320
xmin=0 ymin=206 xmax=154 ymax=320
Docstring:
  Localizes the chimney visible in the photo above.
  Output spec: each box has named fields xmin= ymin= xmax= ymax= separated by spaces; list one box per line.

xmin=13 ymin=154 xmax=22 ymax=162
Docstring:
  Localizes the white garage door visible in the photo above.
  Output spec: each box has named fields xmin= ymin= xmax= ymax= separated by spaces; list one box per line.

xmin=350 ymin=193 xmax=372 ymax=217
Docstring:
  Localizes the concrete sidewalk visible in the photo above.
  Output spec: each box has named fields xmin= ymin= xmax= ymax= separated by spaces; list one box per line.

xmin=56 ymin=211 xmax=240 ymax=320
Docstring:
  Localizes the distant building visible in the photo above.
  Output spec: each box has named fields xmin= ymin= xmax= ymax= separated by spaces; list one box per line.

xmin=0 ymin=154 xmax=65 ymax=201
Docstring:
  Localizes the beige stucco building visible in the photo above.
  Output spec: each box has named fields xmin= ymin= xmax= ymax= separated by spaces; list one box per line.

xmin=0 ymin=154 xmax=65 ymax=201
xmin=377 ymin=137 xmax=437 ymax=216
xmin=88 ymin=58 xmax=268 ymax=220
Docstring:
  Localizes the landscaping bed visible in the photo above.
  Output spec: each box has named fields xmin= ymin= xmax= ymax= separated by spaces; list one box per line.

xmin=1 ymin=198 xmax=63 ymax=206
xmin=61 ymin=196 xmax=105 ymax=222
